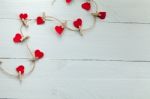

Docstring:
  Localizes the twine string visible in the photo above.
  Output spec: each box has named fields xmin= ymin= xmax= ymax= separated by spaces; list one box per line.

xmin=0 ymin=19 xmax=37 ymax=80
xmin=64 ymin=0 xmax=98 ymax=34
xmin=0 ymin=0 xmax=101 ymax=81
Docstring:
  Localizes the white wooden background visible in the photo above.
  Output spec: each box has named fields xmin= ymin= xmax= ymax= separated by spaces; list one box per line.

xmin=0 ymin=0 xmax=150 ymax=98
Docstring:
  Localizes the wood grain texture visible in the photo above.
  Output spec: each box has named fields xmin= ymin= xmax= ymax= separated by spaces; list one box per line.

xmin=0 ymin=0 xmax=150 ymax=99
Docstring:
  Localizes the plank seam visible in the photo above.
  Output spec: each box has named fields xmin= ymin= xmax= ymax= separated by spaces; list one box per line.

xmin=0 ymin=57 xmax=150 ymax=63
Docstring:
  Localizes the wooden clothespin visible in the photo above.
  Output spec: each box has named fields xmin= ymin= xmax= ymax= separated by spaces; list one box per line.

xmin=21 ymin=36 xmax=30 ymax=42
xmin=18 ymin=71 xmax=22 ymax=83
xmin=78 ymin=26 xmax=83 ymax=36
xmin=91 ymin=12 xmax=98 ymax=17
xmin=21 ymin=19 xmax=29 ymax=27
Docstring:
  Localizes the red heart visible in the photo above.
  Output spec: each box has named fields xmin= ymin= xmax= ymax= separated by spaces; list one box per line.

xmin=98 ymin=12 xmax=106 ymax=19
xmin=81 ymin=2 xmax=91 ymax=11
xmin=73 ymin=18 xmax=82 ymax=29
xmin=13 ymin=33 xmax=22 ymax=43
xmin=36 ymin=16 xmax=45 ymax=25
xmin=19 ymin=13 xmax=28 ymax=20
xmin=34 ymin=49 xmax=44 ymax=59
xmin=66 ymin=0 xmax=72 ymax=4
xmin=55 ymin=26 xmax=64 ymax=35
xmin=16 ymin=65 xmax=25 ymax=75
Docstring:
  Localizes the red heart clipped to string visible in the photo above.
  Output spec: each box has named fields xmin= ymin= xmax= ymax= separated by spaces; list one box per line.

xmin=16 ymin=65 xmax=25 ymax=75
xmin=98 ymin=12 xmax=106 ymax=19
xmin=81 ymin=2 xmax=91 ymax=11
xmin=13 ymin=33 xmax=22 ymax=43
xmin=19 ymin=13 xmax=28 ymax=20
xmin=55 ymin=25 xmax=64 ymax=35
xmin=34 ymin=49 xmax=44 ymax=59
xmin=73 ymin=18 xmax=82 ymax=29
xmin=66 ymin=0 xmax=72 ymax=4
xmin=36 ymin=16 xmax=45 ymax=25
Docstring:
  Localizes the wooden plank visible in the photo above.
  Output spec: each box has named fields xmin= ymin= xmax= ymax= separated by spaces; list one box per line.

xmin=1 ymin=59 xmax=150 ymax=79
xmin=0 ymin=60 xmax=150 ymax=98
xmin=0 ymin=0 xmax=150 ymax=22
xmin=1 ymin=19 xmax=150 ymax=60
xmin=1 ymin=79 xmax=150 ymax=99
xmin=101 ymin=0 xmax=150 ymax=22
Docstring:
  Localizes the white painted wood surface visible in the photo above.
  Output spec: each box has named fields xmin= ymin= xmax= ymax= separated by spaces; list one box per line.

xmin=0 ymin=0 xmax=150 ymax=98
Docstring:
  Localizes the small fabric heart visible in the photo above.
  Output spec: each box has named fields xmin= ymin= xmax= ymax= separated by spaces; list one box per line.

xmin=34 ymin=49 xmax=44 ymax=59
xmin=19 ymin=13 xmax=28 ymax=20
xmin=98 ymin=12 xmax=106 ymax=19
xmin=55 ymin=25 xmax=64 ymax=35
xmin=16 ymin=65 xmax=25 ymax=75
xmin=73 ymin=18 xmax=82 ymax=29
xmin=66 ymin=0 xmax=72 ymax=4
xmin=13 ymin=33 xmax=22 ymax=43
xmin=81 ymin=2 xmax=91 ymax=11
xmin=36 ymin=16 xmax=45 ymax=25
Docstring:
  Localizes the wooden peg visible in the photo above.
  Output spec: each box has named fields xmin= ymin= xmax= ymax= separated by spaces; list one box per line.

xmin=21 ymin=36 xmax=30 ymax=42
xmin=21 ymin=19 xmax=28 ymax=27
xmin=78 ymin=26 xmax=83 ymax=36
xmin=91 ymin=13 xmax=98 ymax=17
xmin=18 ymin=71 xmax=22 ymax=83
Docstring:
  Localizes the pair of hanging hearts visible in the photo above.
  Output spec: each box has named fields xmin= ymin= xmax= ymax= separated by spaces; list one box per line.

xmin=15 ymin=49 xmax=44 ymax=75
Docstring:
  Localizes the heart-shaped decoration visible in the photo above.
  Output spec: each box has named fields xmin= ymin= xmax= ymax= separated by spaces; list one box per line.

xmin=66 ymin=0 xmax=72 ymax=4
xmin=13 ymin=33 xmax=22 ymax=43
xmin=36 ymin=16 xmax=45 ymax=25
xmin=34 ymin=49 xmax=44 ymax=59
xmin=73 ymin=18 xmax=82 ymax=29
xmin=81 ymin=2 xmax=91 ymax=11
xmin=16 ymin=65 xmax=25 ymax=75
xmin=19 ymin=13 xmax=28 ymax=20
xmin=55 ymin=25 xmax=64 ymax=35
xmin=98 ymin=12 xmax=106 ymax=19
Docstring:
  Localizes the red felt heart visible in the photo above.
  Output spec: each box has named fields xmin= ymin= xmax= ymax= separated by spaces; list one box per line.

xmin=98 ymin=12 xmax=106 ymax=19
xmin=13 ymin=33 xmax=22 ymax=43
xmin=66 ymin=0 xmax=72 ymax=4
xmin=36 ymin=16 xmax=45 ymax=25
xmin=73 ymin=18 xmax=82 ymax=29
xmin=81 ymin=2 xmax=91 ymax=11
xmin=16 ymin=65 xmax=25 ymax=75
xmin=19 ymin=13 xmax=28 ymax=20
xmin=55 ymin=26 xmax=64 ymax=35
xmin=34 ymin=49 xmax=44 ymax=59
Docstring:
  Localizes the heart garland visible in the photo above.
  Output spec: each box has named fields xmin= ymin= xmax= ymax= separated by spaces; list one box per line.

xmin=0 ymin=13 xmax=44 ymax=83
xmin=0 ymin=0 xmax=106 ymax=82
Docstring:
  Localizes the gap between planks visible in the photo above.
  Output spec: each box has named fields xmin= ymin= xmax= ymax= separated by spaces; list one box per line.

xmin=0 ymin=57 xmax=150 ymax=63
xmin=0 ymin=18 xmax=150 ymax=25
